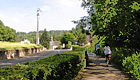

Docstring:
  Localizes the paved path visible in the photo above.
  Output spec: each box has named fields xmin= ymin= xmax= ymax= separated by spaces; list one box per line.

xmin=74 ymin=52 xmax=130 ymax=80
xmin=0 ymin=50 xmax=71 ymax=67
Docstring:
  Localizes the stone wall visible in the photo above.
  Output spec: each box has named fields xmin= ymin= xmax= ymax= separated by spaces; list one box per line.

xmin=0 ymin=47 xmax=45 ymax=60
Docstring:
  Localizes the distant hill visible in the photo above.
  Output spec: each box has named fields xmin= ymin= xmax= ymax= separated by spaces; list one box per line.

xmin=16 ymin=30 xmax=70 ymax=43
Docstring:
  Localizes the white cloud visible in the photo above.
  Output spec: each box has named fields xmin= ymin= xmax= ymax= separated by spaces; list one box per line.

xmin=0 ymin=13 xmax=7 ymax=24
xmin=35 ymin=0 xmax=88 ymax=31
xmin=0 ymin=0 xmax=87 ymax=33
xmin=41 ymin=0 xmax=58 ymax=4
xmin=42 ymin=0 xmax=82 ymax=7
xmin=0 ymin=12 xmax=36 ymax=32
xmin=40 ymin=5 xmax=51 ymax=12
xmin=0 ymin=14 xmax=5 ymax=20
xmin=58 ymin=0 xmax=78 ymax=7
xmin=11 ymin=18 xmax=20 ymax=23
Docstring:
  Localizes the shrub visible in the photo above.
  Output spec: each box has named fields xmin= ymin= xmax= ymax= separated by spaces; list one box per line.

xmin=65 ymin=44 xmax=71 ymax=49
xmin=72 ymin=46 xmax=84 ymax=51
xmin=122 ymin=54 xmax=140 ymax=80
xmin=0 ymin=50 xmax=88 ymax=80
xmin=55 ymin=45 xmax=62 ymax=49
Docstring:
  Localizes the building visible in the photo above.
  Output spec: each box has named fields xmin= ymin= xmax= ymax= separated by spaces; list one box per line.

xmin=21 ymin=39 xmax=30 ymax=44
xmin=50 ymin=35 xmax=61 ymax=50
xmin=52 ymin=41 xmax=61 ymax=50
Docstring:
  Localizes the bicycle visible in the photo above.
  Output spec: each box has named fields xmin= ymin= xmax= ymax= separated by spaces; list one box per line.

xmin=106 ymin=54 xmax=111 ymax=67
xmin=95 ymin=48 xmax=100 ymax=55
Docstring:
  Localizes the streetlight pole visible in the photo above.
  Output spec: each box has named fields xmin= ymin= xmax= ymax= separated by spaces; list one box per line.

xmin=36 ymin=8 xmax=41 ymax=45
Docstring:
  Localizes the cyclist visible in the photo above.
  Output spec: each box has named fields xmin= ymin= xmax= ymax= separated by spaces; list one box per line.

xmin=104 ymin=43 xmax=111 ymax=62
xmin=90 ymin=39 xmax=92 ymax=47
xmin=95 ymin=43 xmax=100 ymax=55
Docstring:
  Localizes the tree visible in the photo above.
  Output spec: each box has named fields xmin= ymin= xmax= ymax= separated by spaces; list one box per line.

xmin=71 ymin=28 xmax=86 ymax=44
xmin=81 ymin=0 xmax=140 ymax=50
xmin=16 ymin=30 xmax=68 ymax=42
xmin=51 ymin=30 xmax=65 ymax=41
xmin=72 ymin=16 xmax=91 ymax=35
xmin=0 ymin=20 xmax=16 ymax=42
xmin=0 ymin=20 xmax=4 ymax=26
xmin=78 ymin=32 xmax=86 ymax=44
xmin=80 ymin=0 xmax=140 ymax=67
xmin=61 ymin=32 xmax=75 ymax=45
xmin=40 ymin=29 xmax=50 ymax=49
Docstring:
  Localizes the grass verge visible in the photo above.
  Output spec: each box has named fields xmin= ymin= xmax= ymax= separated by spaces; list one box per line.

xmin=0 ymin=41 xmax=42 ymax=50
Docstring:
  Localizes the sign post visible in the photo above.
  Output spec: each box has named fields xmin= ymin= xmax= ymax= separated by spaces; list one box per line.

xmin=74 ymin=38 xmax=78 ymax=45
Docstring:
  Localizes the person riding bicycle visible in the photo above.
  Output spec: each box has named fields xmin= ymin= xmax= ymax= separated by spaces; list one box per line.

xmin=95 ymin=43 xmax=100 ymax=55
xmin=104 ymin=43 xmax=111 ymax=62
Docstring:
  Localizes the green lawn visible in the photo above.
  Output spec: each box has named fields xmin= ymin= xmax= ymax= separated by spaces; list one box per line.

xmin=0 ymin=41 xmax=42 ymax=50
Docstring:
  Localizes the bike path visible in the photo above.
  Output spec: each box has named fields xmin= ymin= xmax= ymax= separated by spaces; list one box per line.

xmin=74 ymin=52 xmax=130 ymax=80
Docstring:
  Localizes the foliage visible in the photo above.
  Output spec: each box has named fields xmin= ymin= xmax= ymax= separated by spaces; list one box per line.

xmin=84 ymin=44 xmax=95 ymax=53
xmin=122 ymin=54 xmax=140 ymax=80
xmin=65 ymin=41 xmax=72 ymax=49
xmin=50 ymin=30 xmax=70 ymax=41
xmin=81 ymin=0 xmax=140 ymax=49
xmin=40 ymin=29 xmax=50 ymax=49
xmin=80 ymin=0 xmax=140 ymax=79
xmin=65 ymin=44 xmax=71 ymax=49
xmin=81 ymin=0 xmax=140 ymax=57
xmin=0 ymin=20 xmax=16 ymax=42
xmin=83 ymin=35 xmax=105 ymax=57
xmin=55 ymin=45 xmax=62 ymax=49
xmin=72 ymin=16 xmax=91 ymax=35
xmin=71 ymin=27 xmax=86 ymax=44
xmin=72 ymin=45 xmax=89 ymax=66
xmin=0 ymin=51 xmax=88 ymax=80
xmin=61 ymin=32 xmax=75 ymax=45
xmin=72 ymin=45 xmax=85 ymax=51
xmin=16 ymin=30 xmax=70 ymax=43
xmin=16 ymin=31 xmax=37 ymax=43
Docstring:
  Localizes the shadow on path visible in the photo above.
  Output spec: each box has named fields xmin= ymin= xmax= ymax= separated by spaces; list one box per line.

xmin=73 ymin=52 xmax=131 ymax=80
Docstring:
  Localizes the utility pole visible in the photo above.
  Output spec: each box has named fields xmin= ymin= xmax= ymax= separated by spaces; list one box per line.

xmin=36 ymin=8 xmax=41 ymax=45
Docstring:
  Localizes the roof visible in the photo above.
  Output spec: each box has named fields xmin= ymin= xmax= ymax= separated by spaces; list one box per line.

xmin=53 ymin=41 xmax=61 ymax=46
xmin=16 ymin=40 xmax=22 ymax=42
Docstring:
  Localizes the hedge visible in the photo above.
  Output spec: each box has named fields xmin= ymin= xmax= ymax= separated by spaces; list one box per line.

xmin=72 ymin=45 xmax=89 ymax=67
xmin=0 ymin=50 xmax=88 ymax=80
xmin=72 ymin=46 xmax=85 ymax=51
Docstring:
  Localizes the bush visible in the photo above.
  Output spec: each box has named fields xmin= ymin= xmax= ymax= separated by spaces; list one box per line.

xmin=65 ymin=44 xmax=71 ymax=49
xmin=122 ymin=54 xmax=140 ymax=80
xmin=55 ymin=45 xmax=62 ymax=49
xmin=72 ymin=46 xmax=84 ymax=51
xmin=72 ymin=45 xmax=89 ymax=66
xmin=0 ymin=50 xmax=88 ymax=80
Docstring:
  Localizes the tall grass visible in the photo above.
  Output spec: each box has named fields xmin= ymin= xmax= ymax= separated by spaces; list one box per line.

xmin=0 ymin=41 xmax=41 ymax=50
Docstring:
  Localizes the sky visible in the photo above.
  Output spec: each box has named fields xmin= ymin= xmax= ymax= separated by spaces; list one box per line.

xmin=0 ymin=0 xmax=88 ymax=33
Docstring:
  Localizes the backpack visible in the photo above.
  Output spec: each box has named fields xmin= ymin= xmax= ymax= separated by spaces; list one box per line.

xmin=107 ymin=48 xmax=111 ymax=54
xmin=104 ymin=46 xmax=111 ymax=54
